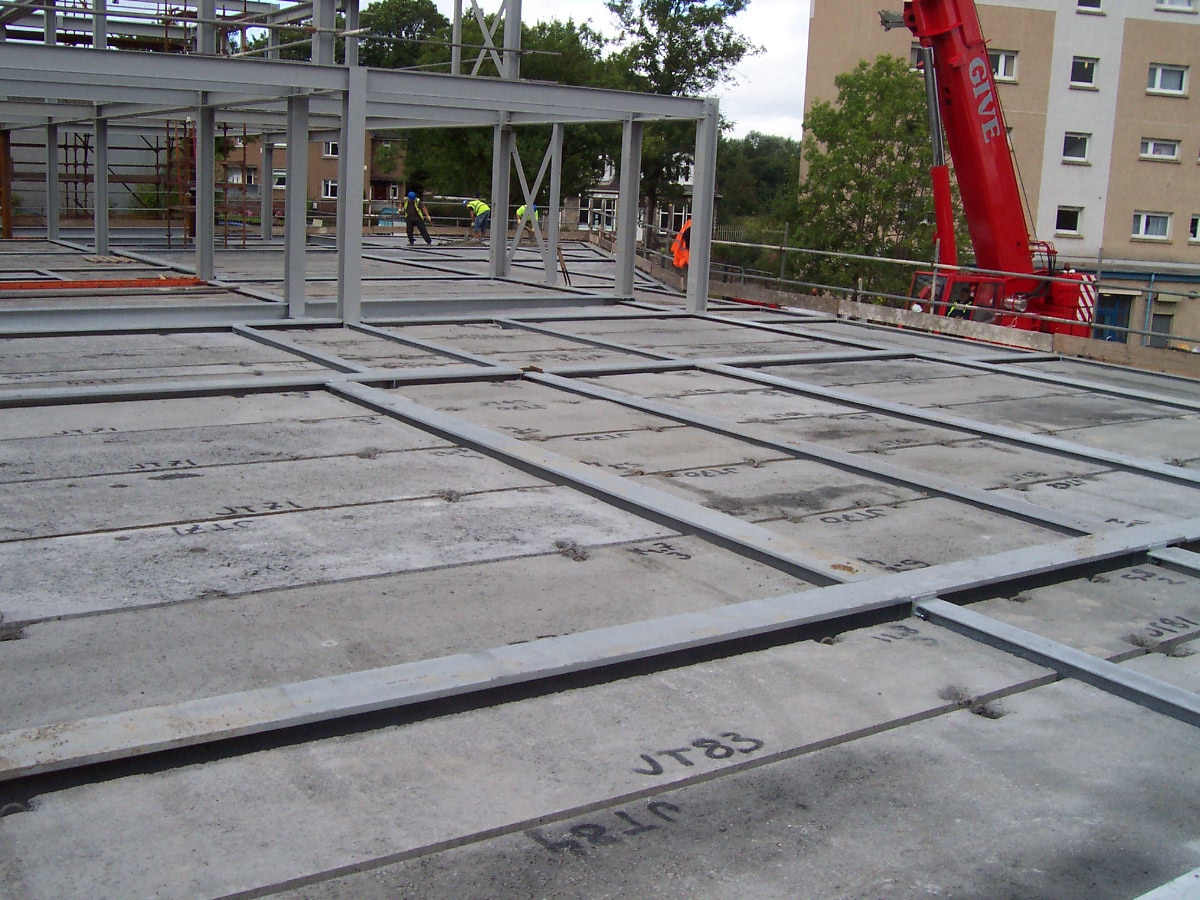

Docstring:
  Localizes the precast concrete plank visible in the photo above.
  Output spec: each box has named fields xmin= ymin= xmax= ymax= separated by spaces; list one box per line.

xmin=0 ymin=391 xmax=373 ymax=441
xmin=0 ymin=360 xmax=324 ymax=390
xmin=868 ymin=437 xmax=1114 ymax=491
xmin=771 ymin=496 xmax=1066 ymax=574
xmin=992 ymin=469 xmax=1200 ymax=525
xmin=630 ymin=457 xmax=925 ymax=523
xmin=402 ymin=379 xmax=684 ymax=437
xmin=1050 ymin=417 xmax=1200 ymax=466
xmin=1012 ymin=359 xmax=1200 ymax=399
xmin=486 ymin=348 xmax=650 ymax=366
xmin=936 ymin=392 xmax=1188 ymax=433
xmin=0 ymin=445 xmax=547 ymax=540
xmin=812 ymin=370 xmax=1083 ymax=408
xmin=580 ymin=372 xmax=854 ymax=420
xmin=0 ymin=485 xmax=675 ymax=622
xmin=0 ymin=621 xmax=1050 ymax=898
xmin=274 ymin=679 xmax=1200 ymax=900
xmin=535 ymin=426 xmax=793 ymax=475
xmin=0 ymin=331 xmax=315 ymax=376
xmin=756 ymin=357 xmax=986 ymax=388
xmin=0 ymin=536 xmax=800 ymax=730
xmin=253 ymin=326 xmax=474 ymax=367
xmin=964 ymin=563 xmax=1200 ymax=659
xmin=1122 ymin=642 xmax=1200 ymax=693
xmin=0 ymin=408 xmax=450 ymax=484
xmin=751 ymin=409 xmax=972 ymax=454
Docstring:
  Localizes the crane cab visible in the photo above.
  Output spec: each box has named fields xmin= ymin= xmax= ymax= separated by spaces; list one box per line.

xmin=908 ymin=271 xmax=1014 ymax=324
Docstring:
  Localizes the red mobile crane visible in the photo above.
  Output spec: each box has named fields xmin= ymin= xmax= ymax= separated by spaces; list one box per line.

xmin=893 ymin=0 xmax=1095 ymax=335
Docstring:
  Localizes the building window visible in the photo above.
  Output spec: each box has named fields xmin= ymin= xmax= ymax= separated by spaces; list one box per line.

xmin=321 ymin=179 xmax=338 ymax=199
xmin=272 ymin=169 xmax=286 ymax=190
xmin=1070 ymin=56 xmax=1098 ymax=87
xmin=1140 ymin=138 xmax=1181 ymax=160
xmin=322 ymin=141 xmax=339 ymax=158
xmin=1147 ymin=64 xmax=1187 ymax=94
xmin=1132 ymin=211 xmax=1171 ymax=240
xmin=1190 ymin=214 xmax=1199 ymax=242
xmin=1155 ymin=0 xmax=1196 ymax=10
xmin=1056 ymin=207 xmax=1083 ymax=234
xmin=1077 ymin=0 xmax=1102 ymax=8
xmin=226 ymin=167 xmax=244 ymax=185
xmin=989 ymin=50 xmax=1018 ymax=81
xmin=244 ymin=167 xmax=256 ymax=186
xmin=1062 ymin=133 xmax=1090 ymax=162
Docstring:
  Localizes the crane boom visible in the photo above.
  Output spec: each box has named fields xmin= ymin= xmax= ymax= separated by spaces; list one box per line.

xmin=904 ymin=0 xmax=1033 ymax=279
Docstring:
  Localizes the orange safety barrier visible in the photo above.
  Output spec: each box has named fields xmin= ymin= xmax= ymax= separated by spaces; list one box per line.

xmin=0 ymin=276 xmax=206 ymax=291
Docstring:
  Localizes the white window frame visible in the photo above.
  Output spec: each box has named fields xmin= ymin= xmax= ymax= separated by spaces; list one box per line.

xmin=321 ymin=179 xmax=338 ymax=200
xmin=1132 ymin=211 xmax=1171 ymax=240
xmin=1070 ymin=56 xmax=1098 ymax=88
xmin=1190 ymin=214 xmax=1199 ymax=242
xmin=1155 ymin=0 xmax=1196 ymax=11
xmin=272 ymin=169 xmax=286 ymax=191
xmin=322 ymin=140 xmax=339 ymax=158
xmin=1055 ymin=206 xmax=1083 ymax=235
xmin=1139 ymin=138 xmax=1181 ymax=161
xmin=989 ymin=50 xmax=1018 ymax=82
xmin=1147 ymin=64 xmax=1187 ymax=95
xmin=1062 ymin=132 xmax=1091 ymax=163
xmin=1076 ymin=0 xmax=1102 ymax=9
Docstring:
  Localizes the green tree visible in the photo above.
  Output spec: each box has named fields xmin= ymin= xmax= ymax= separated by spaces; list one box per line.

xmin=604 ymin=0 xmax=758 ymax=236
xmin=783 ymin=55 xmax=965 ymax=297
xmin=359 ymin=0 xmax=450 ymax=69
xmin=717 ymin=131 xmax=801 ymax=220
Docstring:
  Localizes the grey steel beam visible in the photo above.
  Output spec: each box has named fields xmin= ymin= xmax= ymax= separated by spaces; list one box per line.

xmin=232 ymin=324 xmax=372 ymax=373
xmin=1147 ymin=546 xmax=1200 ymax=578
xmin=527 ymin=371 xmax=1099 ymax=535
xmin=914 ymin=598 xmax=1200 ymax=729
xmin=332 ymin=382 xmax=867 ymax=586
xmin=336 ymin=66 xmax=366 ymax=324
xmin=195 ymin=102 xmax=216 ymax=282
xmin=2 ymin=517 xmax=1197 ymax=782
xmin=614 ymin=117 xmax=642 ymax=298
xmin=348 ymin=322 xmax=508 ymax=368
xmin=92 ymin=115 xmax=108 ymax=255
xmin=686 ymin=98 xmax=719 ymax=314
xmin=700 ymin=363 xmax=1200 ymax=488
xmin=284 ymin=93 xmax=310 ymax=318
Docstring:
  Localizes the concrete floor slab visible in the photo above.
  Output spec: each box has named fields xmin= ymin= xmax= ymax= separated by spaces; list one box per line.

xmin=868 ymin=437 xmax=1113 ymax=490
xmin=771 ymin=496 xmax=1066 ymax=572
xmin=1052 ymin=416 xmax=1200 ymax=466
xmin=0 ymin=485 xmax=674 ymax=622
xmin=1 ymin=535 xmax=799 ymax=730
xmin=937 ymin=392 xmax=1189 ymax=433
xmin=993 ymin=469 xmax=1200 ymax=525
xmin=631 ymin=457 xmax=925 ymax=522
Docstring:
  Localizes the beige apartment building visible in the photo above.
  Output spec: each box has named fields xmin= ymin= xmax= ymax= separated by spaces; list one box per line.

xmin=805 ymin=0 xmax=1200 ymax=347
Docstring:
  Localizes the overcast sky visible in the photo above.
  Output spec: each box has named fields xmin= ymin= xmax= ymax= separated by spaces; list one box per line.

xmin=427 ymin=0 xmax=812 ymax=140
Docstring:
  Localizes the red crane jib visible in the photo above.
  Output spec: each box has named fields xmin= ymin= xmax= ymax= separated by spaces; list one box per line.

xmin=904 ymin=0 xmax=1036 ymax=281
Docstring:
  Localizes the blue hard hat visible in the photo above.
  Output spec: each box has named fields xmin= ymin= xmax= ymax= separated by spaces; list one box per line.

xmin=407 ymin=191 xmax=416 ymax=199
xmin=462 ymin=199 xmax=469 ymax=205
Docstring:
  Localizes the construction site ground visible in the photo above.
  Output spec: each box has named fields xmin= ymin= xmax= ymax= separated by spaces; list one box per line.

xmin=1 ymin=233 xmax=1198 ymax=899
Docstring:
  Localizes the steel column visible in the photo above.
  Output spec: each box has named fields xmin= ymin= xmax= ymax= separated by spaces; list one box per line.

xmin=343 ymin=0 xmax=359 ymax=68
xmin=686 ymin=98 xmax=719 ymax=314
xmin=489 ymin=122 xmax=513 ymax=277
xmin=195 ymin=103 xmax=215 ymax=281
xmin=614 ymin=117 xmax=643 ymax=298
xmin=44 ymin=122 xmax=58 ymax=240
xmin=284 ymin=94 xmax=310 ymax=317
xmin=259 ymin=141 xmax=274 ymax=241
xmin=545 ymin=122 xmax=563 ymax=286
xmin=196 ymin=0 xmax=215 ymax=54
xmin=92 ymin=0 xmax=106 ymax=50
xmin=93 ymin=115 xmax=108 ymax=254
xmin=312 ymin=0 xmax=335 ymax=65
xmin=503 ymin=0 xmax=521 ymax=80
xmin=336 ymin=67 xmax=366 ymax=324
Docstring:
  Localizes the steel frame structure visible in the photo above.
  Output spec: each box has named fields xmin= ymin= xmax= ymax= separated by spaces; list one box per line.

xmin=0 ymin=0 xmax=720 ymax=317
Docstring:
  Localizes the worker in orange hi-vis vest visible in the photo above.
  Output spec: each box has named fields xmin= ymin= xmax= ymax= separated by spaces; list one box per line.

xmin=671 ymin=218 xmax=692 ymax=268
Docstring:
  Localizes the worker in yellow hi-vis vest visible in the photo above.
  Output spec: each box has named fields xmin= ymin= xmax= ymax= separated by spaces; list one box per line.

xmin=515 ymin=203 xmax=538 ymax=244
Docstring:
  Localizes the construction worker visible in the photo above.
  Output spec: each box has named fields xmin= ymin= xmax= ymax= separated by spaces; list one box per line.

xmin=403 ymin=191 xmax=433 ymax=245
xmin=671 ymin=218 xmax=692 ymax=268
xmin=515 ymin=203 xmax=538 ymax=243
xmin=463 ymin=198 xmax=490 ymax=239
